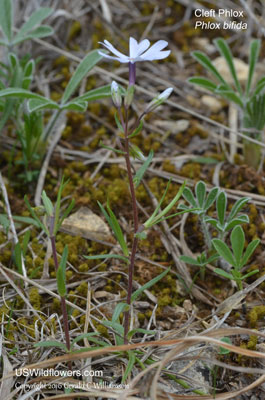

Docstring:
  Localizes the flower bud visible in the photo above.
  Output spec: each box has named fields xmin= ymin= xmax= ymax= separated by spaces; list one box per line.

xmin=111 ymin=81 xmax=122 ymax=108
xmin=146 ymin=87 xmax=173 ymax=113
xmin=124 ymin=85 xmax=135 ymax=108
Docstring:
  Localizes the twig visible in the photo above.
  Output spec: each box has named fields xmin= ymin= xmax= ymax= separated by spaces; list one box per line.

xmin=0 ymin=173 xmax=27 ymax=285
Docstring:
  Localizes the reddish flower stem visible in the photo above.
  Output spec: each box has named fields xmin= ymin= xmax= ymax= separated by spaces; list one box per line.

xmin=118 ymin=108 xmax=139 ymax=344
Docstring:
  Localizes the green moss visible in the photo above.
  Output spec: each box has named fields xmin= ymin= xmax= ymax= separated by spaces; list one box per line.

xmin=29 ymin=288 xmax=41 ymax=310
xmin=248 ymin=305 xmax=265 ymax=328
xmin=77 ymin=282 xmax=88 ymax=296
xmin=247 ymin=335 xmax=258 ymax=350
xmin=68 ymin=21 xmax=81 ymax=41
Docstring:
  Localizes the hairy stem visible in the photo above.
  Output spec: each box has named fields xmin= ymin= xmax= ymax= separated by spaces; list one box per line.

xmin=200 ymin=216 xmax=212 ymax=251
xmin=119 ymin=108 xmax=139 ymax=344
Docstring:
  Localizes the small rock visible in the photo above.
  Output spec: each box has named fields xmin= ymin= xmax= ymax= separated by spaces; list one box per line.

xmin=201 ymin=95 xmax=223 ymax=113
xmin=61 ymin=207 xmax=112 ymax=242
xmin=183 ymin=299 xmax=193 ymax=312
xmin=156 ymin=119 xmax=190 ymax=134
xmin=213 ymin=56 xmax=249 ymax=85
xmin=193 ymin=38 xmax=215 ymax=53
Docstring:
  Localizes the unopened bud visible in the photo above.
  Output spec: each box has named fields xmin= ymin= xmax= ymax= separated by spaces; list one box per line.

xmin=111 ymin=81 xmax=122 ymax=108
xmin=146 ymin=87 xmax=173 ymax=113
xmin=124 ymin=85 xmax=135 ymax=108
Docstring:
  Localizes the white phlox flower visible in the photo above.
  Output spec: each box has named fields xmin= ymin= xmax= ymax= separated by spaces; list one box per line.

xmin=99 ymin=37 xmax=170 ymax=64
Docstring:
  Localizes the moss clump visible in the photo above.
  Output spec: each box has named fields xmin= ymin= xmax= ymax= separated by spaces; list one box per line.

xmin=68 ymin=21 xmax=82 ymax=41
xmin=247 ymin=335 xmax=258 ymax=350
xmin=77 ymin=282 xmax=88 ymax=297
xmin=248 ymin=305 xmax=265 ymax=328
xmin=29 ymin=288 xmax=41 ymax=310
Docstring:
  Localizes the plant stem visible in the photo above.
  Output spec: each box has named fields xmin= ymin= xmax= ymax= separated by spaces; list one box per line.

xmin=200 ymin=216 xmax=212 ymax=251
xmin=50 ymin=235 xmax=71 ymax=352
xmin=119 ymin=108 xmax=139 ymax=344
xmin=43 ymin=109 xmax=62 ymax=142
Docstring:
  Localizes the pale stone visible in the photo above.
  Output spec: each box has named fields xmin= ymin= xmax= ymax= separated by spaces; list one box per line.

xmin=156 ymin=119 xmax=190 ymax=134
xmin=213 ymin=56 xmax=249 ymax=84
xmin=61 ymin=207 xmax=112 ymax=242
xmin=201 ymin=95 xmax=223 ymax=112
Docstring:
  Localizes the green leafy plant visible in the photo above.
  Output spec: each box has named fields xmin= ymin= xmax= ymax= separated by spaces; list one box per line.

xmin=212 ymin=225 xmax=259 ymax=291
xmin=180 ymin=251 xmax=219 ymax=281
xmin=0 ymin=0 xmax=112 ymax=182
xmin=179 ymin=181 xmax=219 ymax=249
xmin=189 ymin=38 xmax=265 ymax=169
xmin=25 ymin=179 xmax=74 ymax=351
xmin=179 ymin=181 xmax=251 ymax=286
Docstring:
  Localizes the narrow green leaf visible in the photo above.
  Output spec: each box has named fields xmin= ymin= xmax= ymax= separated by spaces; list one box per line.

xmin=252 ymin=77 xmax=265 ymax=97
xmin=225 ymin=215 xmax=249 ymax=232
xmin=101 ymin=320 xmax=124 ymax=345
xmin=128 ymin=120 xmax=143 ymax=139
xmin=106 ymin=202 xmax=129 ymax=257
xmin=122 ymin=351 xmax=135 ymax=383
xmin=16 ymin=8 xmax=53 ymax=36
xmin=214 ymin=268 xmax=234 ymax=280
xmin=131 ymin=268 xmax=170 ymax=302
xmin=188 ymin=77 xmax=217 ymax=92
xmin=53 ymin=177 xmax=68 ymax=236
xmin=58 ymin=199 xmax=75 ymax=230
xmin=14 ymin=242 xmax=22 ymax=274
xmin=22 ymin=230 xmax=31 ymax=256
xmin=84 ymin=254 xmax=129 ymax=263
xmin=0 ymin=88 xmax=49 ymax=101
xmin=231 ymin=226 xmax=245 ymax=266
xmin=143 ymin=179 xmax=172 ymax=228
xmin=74 ymin=84 xmax=111 ymax=102
xmin=34 ymin=340 xmax=67 ymax=351
xmin=241 ymin=239 xmax=260 ymax=267
xmin=241 ymin=269 xmax=259 ymax=280
xmin=70 ymin=332 xmax=100 ymax=347
xmin=214 ymin=38 xmax=242 ymax=94
xmin=246 ymin=40 xmax=260 ymax=97
xmin=24 ymin=195 xmax=49 ymax=235
xmin=11 ymin=215 xmax=40 ymax=228
xmin=195 ymin=181 xmax=206 ymax=208
xmin=212 ymin=239 xmax=235 ymax=266
xmin=216 ymin=191 xmax=227 ymax=226
xmin=114 ymin=112 xmax=124 ymax=133
xmin=204 ymin=187 xmax=219 ymax=211
xmin=133 ymin=150 xmax=153 ymax=188
xmin=153 ymin=207 xmax=199 ymax=224
xmin=207 ymin=253 xmax=220 ymax=264
xmin=191 ymin=51 xmax=227 ymax=85
xmin=182 ymin=187 xmax=197 ymax=208
xmin=59 ymin=245 xmax=68 ymax=275
xmin=61 ymin=50 xmax=102 ymax=104
xmin=27 ymin=98 xmax=59 ymax=113
xmin=12 ymin=26 xmax=53 ymax=45
xmin=57 ymin=266 xmax=66 ymax=297
xmin=0 ymin=214 xmax=9 ymax=234
xmin=127 ymin=328 xmax=155 ymax=340
xmin=0 ymin=0 xmax=12 ymax=42
xmin=228 ymin=197 xmax=249 ymax=221
xmin=180 ymin=255 xmax=202 ymax=266
xmin=99 ymin=141 xmax=126 ymax=155
xmin=61 ymin=100 xmax=88 ymax=112
xmin=192 ymin=156 xmax=219 ymax=164
xmin=152 ymin=182 xmax=186 ymax=224
xmin=216 ymin=86 xmax=244 ymax=108
xmin=112 ymin=302 xmax=129 ymax=323
xmin=41 ymin=190 xmax=54 ymax=216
